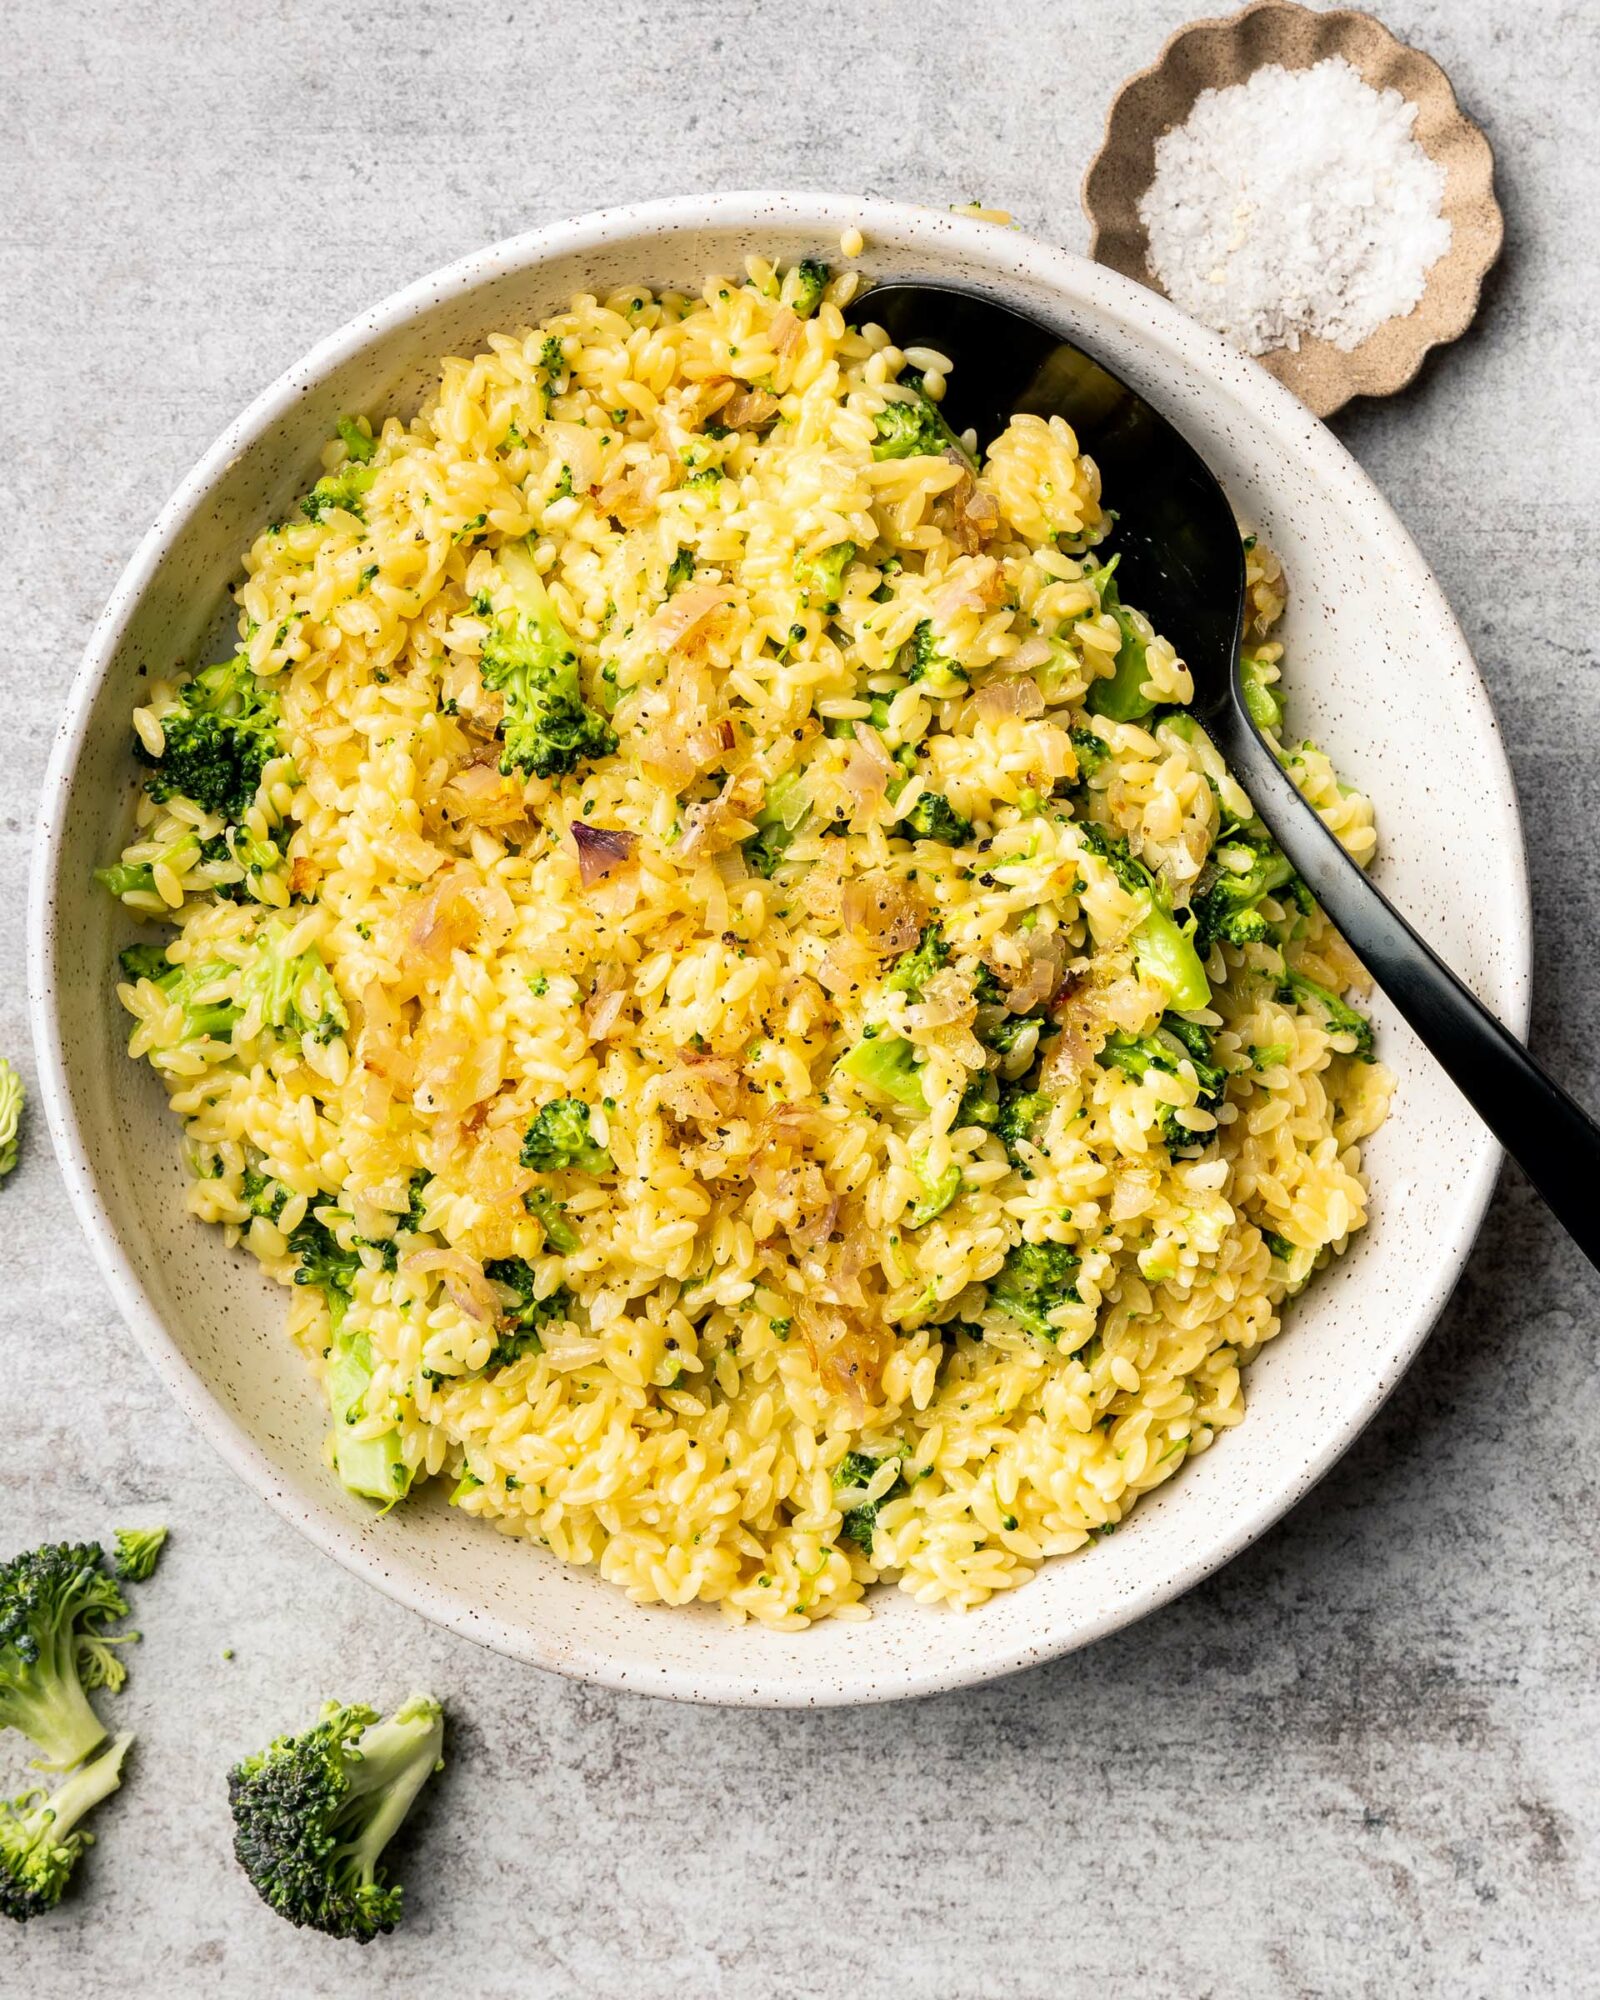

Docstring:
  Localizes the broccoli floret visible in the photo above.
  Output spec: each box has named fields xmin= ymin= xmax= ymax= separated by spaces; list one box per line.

xmin=906 ymin=1155 xmax=962 ymax=1228
xmin=901 ymin=789 xmax=972 ymax=845
xmin=324 ymin=1304 xmax=412 ymax=1509
xmin=482 ymin=1260 xmax=572 ymax=1367
xmin=111 ymin=1529 xmax=167 ymax=1584
xmin=787 ymin=259 xmax=830 ymax=319
xmin=1082 ymin=559 xmax=1157 ymax=722
xmin=477 ymin=540 xmax=617 ymax=780
xmin=241 ymin=1166 xmax=288 ymax=1222
xmin=1282 ymin=971 xmax=1375 ymax=1061
xmin=956 ymin=1072 xmax=1000 ymax=1130
xmin=1192 ymin=829 xmax=1297 ymax=952
xmin=302 ymin=462 xmax=375 ymax=524
xmin=794 ymin=540 xmax=855 ymax=612
xmin=1077 ymin=822 xmax=1210 ymax=1013
xmin=539 ymin=334 xmax=566 ymax=382
xmin=0 ymin=1544 xmax=133 ymax=1770
xmin=289 ymin=1213 xmax=361 ymax=1299
xmin=238 ymin=924 xmax=349 ymax=1046
xmin=1240 ymin=650 xmax=1284 ymax=735
xmin=871 ymin=371 xmax=972 ymax=465
xmin=1099 ymin=1016 xmax=1227 ymax=1149
xmin=884 ymin=924 xmax=949 ymax=1002
xmin=996 ymin=1084 xmax=1053 ymax=1170
xmin=897 ymin=619 xmax=968 ymax=698
xmin=137 ymin=654 xmax=283 ymax=823
xmin=833 ymin=1449 xmax=907 ymax=1555
xmin=665 ymin=546 xmax=696 ymax=594
xmin=980 ymin=1009 xmax=1052 ymax=1057
xmin=1070 ymin=727 xmax=1111 ymax=780
xmin=227 ymin=1695 xmax=444 ymax=1943
xmin=118 ymin=946 xmax=240 ymax=1043
xmin=837 ymin=1035 xmax=928 ymax=1113
xmin=0 ymin=1057 xmax=22 ymax=1180
xmin=742 ymin=769 xmax=810 ymax=878
xmin=335 ymin=416 xmax=376 ymax=464
xmin=200 ymin=825 xmax=285 ymax=904
xmin=988 ymin=1240 xmax=1082 ymax=1343
xmin=524 ymin=1187 xmax=579 ymax=1254
xmin=520 ymin=1098 xmax=613 ymax=1174
xmin=95 ymin=830 xmax=204 ymax=904
xmin=0 ymin=1732 xmax=131 ymax=1924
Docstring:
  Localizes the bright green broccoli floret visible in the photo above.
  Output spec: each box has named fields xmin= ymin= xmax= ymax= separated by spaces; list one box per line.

xmin=988 ymin=1240 xmax=1083 ymax=1343
xmin=1077 ymin=822 xmax=1210 ymax=1013
xmin=742 ymin=768 xmax=810 ymax=878
xmin=478 ymin=540 xmax=617 ymax=780
xmin=794 ymin=539 xmax=855 ymax=611
xmin=1192 ymin=829 xmax=1297 ymax=952
xmin=1240 ymin=651 xmax=1284 ymax=734
xmin=289 ymin=1214 xmax=361 ymax=1299
xmin=335 ymin=416 xmax=376 ymax=464
xmin=1281 ymin=971 xmax=1375 ymax=1061
xmin=788 ymin=259 xmax=830 ymax=319
xmin=980 ymin=1008 xmax=1052 ymax=1057
xmin=227 ymin=1695 xmax=444 ymax=1943
xmin=302 ymin=462 xmax=375 ymax=524
xmin=996 ymin=1084 xmax=1053 ymax=1170
xmin=325 ymin=1309 xmax=412 ymax=1508
xmin=871 ymin=371 xmax=972 ymax=465
xmin=524 ymin=1187 xmax=579 ymax=1254
xmin=897 ymin=619 xmax=968 ymax=697
xmin=0 ymin=1058 xmax=22 ymax=1180
xmin=520 ymin=1098 xmax=613 ymax=1174
xmin=1099 ymin=1015 xmax=1227 ymax=1149
xmin=838 ymin=1036 xmax=928 ymax=1113
xmin=906 ymin=1155 xmax=962 ymax=1228
xmin=0 ymin=1544 xmax=132 ymax=1770
xmin=240 ymin=1166 xmax=288 ymax=1222
xmin=833 ymin=1449 xmax=908 ymax=1555
xmin=0 ymin=1732 xmax=130 ymax=1924
xmin=1070 ymin=727 xmax=1111 ymax=780
xmin=117 ymin=946 xmax=240 ymax=1042
xmin=956 ymin=1072 xmax=1000 ymax=1130
xmin=137 ymin=653 xmax=283 ymax=823
xmin=1082 ymin=559 xmax=1157 ymax=722
xmin=482 ymin=1260 xmax=572 ymax=1367
xmin=885 ymin=924 xmax=949 ymax=1001
xmin=200 ymin=825 xmax=285 ymax=904
xmin=111 ymin=1529 xmax=167 ymax=1584
xmin=901 ymin=789 xmax=972 ymax=845
xmin=239 ymin=924 xmax=349 ymax=1045
xmin=666 ymin=546 xmax=696 ymax=593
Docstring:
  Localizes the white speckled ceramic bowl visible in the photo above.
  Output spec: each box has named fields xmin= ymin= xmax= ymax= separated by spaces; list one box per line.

xmin=29 ymin=192 xmax=1529 ymax=1706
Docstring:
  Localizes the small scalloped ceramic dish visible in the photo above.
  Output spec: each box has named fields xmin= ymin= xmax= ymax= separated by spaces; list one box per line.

xmin=1084 ymin=1 xmax=1504 ymax=417
xmin=29 ymin=192 xmax=1528 ymax=1705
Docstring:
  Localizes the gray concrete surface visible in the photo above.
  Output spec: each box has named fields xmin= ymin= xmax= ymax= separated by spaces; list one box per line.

xmin=4 ymin=1 xmax=1598 ymax=1992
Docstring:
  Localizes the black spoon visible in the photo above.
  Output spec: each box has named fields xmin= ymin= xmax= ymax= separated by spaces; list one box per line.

xmin=856 ymin=281 xmax=1600 ymax=1271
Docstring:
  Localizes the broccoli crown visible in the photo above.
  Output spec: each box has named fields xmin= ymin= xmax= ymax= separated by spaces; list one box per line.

xmin=482 ymin=1260 xmax=573 ymax=1367
xmin=122 ymin=948 xmax=240 ymax=1043
xmin=837 ymin=1035 xmax=928 ymax=1113
xmin=956 ymin=1072 xmax=1000 ymax=1130
xmin=238 ymin=927 xmax=349 ymax=1046
xmin=523 ymin=1186 xmax=579 ymax=1254
xmin=520 ymin=1099 xmax=613 ymax=1175
xmin=871 ymin=372 xmax=971 ymax=465
xmin=289 ymin=1214 xmax=361 ymax=1299
xmin=901 ymin=788 xmax=972 ymax=845
xmin=0 ymin=1544 xmax=130 ymax=1770
xmin=832 ymin=1450 xmax=908 ymax=1555
xmin=0 ymin=1057 xmax=22 ymax=1179
xmin=793 ymin=539 xmax=855 ymax=612
xmin=996 ymin=1084 xmax=1053 ymax=1170
xmin=139 ymin=654 xmax=283 ymax=823
xmin=0 ymin=1733 xmax=130 ymax=1925
xmin=302 ymin=462 xmax=376 ymax=524
xmin=897 ymin=619 xmax=968 ymax=697
xmin=1070 ymin=727 xmax=1110 ymax=780
xmin=989 ymin=1239 xmax=1082 ymax=1342
xmin=980 ymin=1007 xmax=1052 ymax=1057
xmin=665 ymin=545 xmax=696 ymax=594
xmin=1282 ymin=971 xmax=1375 ymax=1062
xmin=241 ymin=1165 xmax=289 ymax=1222
xmin=1099 ymin=1016 xmax=1227 ymax=1149
xmin=788 ymin=258 xmax=830 ymax=319
xmin=111 ymin=1528 xmax=168 ymax=1584
xmin=227 ymin=1696 xmax=444 ymax=1943
xmin=884 ymin=924 xmax=949 ymax=1001
xmin=478 ymin=542 xmax=617 ymax=780
xmin=1192 ymin=829 xmax=1296 ymax=952
xmin=1076 ymin=822 xmax=1210 ymax=1013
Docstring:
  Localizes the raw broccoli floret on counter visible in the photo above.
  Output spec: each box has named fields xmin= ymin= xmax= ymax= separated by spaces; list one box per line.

xmin=786 ymin=259 xmax=830 ymax=319
xmin=0 ymin=1057 xmax=22 ymax=1180
xmin=227 ymin=1695 xmax=444 ymax=1943
xmin=520 ymin=1098 xmax=613 ymax=1175
xmin=0 ymin=1732 xmax=131 ymax=1924
xmin=988 ymin=1240 xmax=1083 ymax=1344
xmin=110 ymin=1529 xmax=167 ymax=1585
xmin=742 ymin=769 xmax=810 ymax=878
xmin=136 ymin=653 xmax=283 ymax=823
xmin=884 ymin=924 xmax=949 ymax=1002
xmin=1076 ymin=822 xmax=1210 ymax=1013
xmin=302 ymin=462 xmax=376 ymax=524
xmin=482 ymin=1260 xmax=572 ymax=1367
xmin=1082 ymin=558 xmax=1157 ymax=723
xmin=1281 ymin=971 xmax=1375 ymax=1061
xmin=1191 ymin=827 xmax=1299 ymax=951
xmin=871 ymin=371 xmax=972 ymax=466
xmin=477 ymin=540 xmax=617 ymax=780
xmin=896 ymin=618 xmax=968 ymax=698
xmin=794 ymin=539 xmax=855 ymax=612
xmin=1099 ymin=1015 xmax=1228 ymax=1149
xmin=901 ymin=788 xmax=972 ymax=845
xmin=837 ymin=1035 xmax=929 ymax=1114
xmin=0 ymin=1543 xmax=134 ymax=1770
xmin=832 ymin=1449 xmax=908 ymax=1555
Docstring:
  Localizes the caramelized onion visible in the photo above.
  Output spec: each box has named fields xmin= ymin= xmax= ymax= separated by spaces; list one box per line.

xmin=721 ymin=385 xmax=780 ymax=430
xmin=975 ymin=676 xmax=1045 ymax=723
xmin=570 ymin=820 xmax=638 ymax=886
xmin=400 ymin=1246 xmax=500 ymax=1324
xmin=652 ymin=581 xmax=729 ymax=651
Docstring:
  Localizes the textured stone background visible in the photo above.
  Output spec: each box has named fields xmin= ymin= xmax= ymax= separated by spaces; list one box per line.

xmin=4 ymin=1 xmax=1598 ymax=1992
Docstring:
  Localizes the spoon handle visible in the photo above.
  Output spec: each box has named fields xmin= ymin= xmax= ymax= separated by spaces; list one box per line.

xmin=1212 ymin=696 xmax=1600 ymax=1273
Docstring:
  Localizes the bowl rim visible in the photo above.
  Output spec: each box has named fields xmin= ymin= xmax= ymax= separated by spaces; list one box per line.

xmin=27 ymin=189 xmax=1531 ymax=1705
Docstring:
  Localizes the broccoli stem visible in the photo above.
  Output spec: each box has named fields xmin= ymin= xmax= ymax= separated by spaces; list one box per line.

xmin=325 ymin=1307 xmax=412 ymax=1509
xmin=340 ymin=1698 xmax=444 ymax=1885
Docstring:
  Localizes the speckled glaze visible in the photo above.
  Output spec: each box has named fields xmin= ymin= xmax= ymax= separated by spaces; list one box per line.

xmin=26 ymin=192 xmax=1529 ymax=1707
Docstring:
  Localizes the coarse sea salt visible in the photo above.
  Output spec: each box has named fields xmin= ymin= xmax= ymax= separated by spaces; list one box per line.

xmin=1139 ymin=56 xmax=1452 ymax=356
